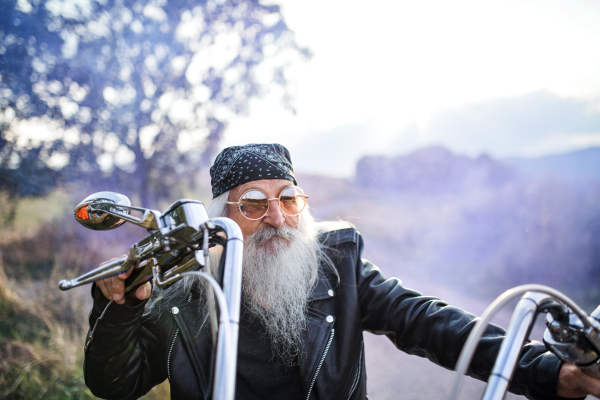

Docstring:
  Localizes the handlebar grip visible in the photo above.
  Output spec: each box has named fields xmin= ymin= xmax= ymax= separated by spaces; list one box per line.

xmin=124 ymin=261 xmax=154 ymax=293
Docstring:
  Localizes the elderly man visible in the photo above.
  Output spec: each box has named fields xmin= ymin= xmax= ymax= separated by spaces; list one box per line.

xmin=85 ymin=143 xmax=599 ymax=400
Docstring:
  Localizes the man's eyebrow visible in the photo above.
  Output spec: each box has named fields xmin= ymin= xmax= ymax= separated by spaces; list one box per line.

xmin=242 ymin=185 xmax=294 ymax=192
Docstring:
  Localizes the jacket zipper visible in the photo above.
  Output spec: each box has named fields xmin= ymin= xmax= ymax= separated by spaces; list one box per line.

xmin=167 ymin=328 xmax=179 ymax=382
xmin=346 ymin=347 xmax=362 ymax=400
xmin=305 ymin=328 xmax=335 ymax=400
xmin=168 ymin=295 xmax=192 ymax=382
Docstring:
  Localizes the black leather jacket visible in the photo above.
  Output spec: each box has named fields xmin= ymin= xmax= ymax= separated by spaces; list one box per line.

xmin=84 ymin=224 xmax=563 ymax=400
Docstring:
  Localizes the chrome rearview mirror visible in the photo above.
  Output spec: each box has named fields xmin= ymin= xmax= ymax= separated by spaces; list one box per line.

xmin=74 ymin=191 xmax=162 ymax=231
xmin=75 ymin=191 xmax=132 ymax=231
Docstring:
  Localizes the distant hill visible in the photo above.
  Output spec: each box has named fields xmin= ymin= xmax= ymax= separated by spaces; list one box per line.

xmin=354 ymin=146 xmax=600 ymax=192
xmin=355 ymin=146 xmax=513 ymax=192
xmin=503 ymin=147 xmax=600 ymax=181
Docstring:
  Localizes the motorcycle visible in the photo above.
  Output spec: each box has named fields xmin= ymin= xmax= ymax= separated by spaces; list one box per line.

xmin=59 ymin=191 xmax=243 ymax=400
xmin=59 ymin=192 xmax=600 ymax=400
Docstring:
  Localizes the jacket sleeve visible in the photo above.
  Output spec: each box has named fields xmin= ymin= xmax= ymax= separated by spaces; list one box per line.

xmin=83 ymin=284 xmax=169 ymax=400
xmin=352 ymin=233 xmax=565 ymax=400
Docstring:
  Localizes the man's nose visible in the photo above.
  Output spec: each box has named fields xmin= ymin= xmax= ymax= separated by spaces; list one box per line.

xmin=262 ymin=199 xmax=285 ymax=228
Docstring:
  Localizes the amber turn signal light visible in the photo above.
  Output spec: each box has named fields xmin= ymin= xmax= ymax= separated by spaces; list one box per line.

xmin=76 ymin=206 xmax=90 ymax=220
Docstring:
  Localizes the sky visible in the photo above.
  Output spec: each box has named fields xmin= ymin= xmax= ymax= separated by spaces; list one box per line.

xmin=221 ymin=0 xmax=600 ymax=177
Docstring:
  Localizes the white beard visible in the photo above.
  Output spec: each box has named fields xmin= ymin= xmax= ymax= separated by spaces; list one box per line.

xmin=240 ymin=217 xmax=320 ymax=365
xmin=150 ymin=196 xmax=328 ymax=366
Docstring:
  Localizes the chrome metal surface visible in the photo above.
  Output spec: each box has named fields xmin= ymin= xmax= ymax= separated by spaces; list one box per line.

xmin=161 ymin=200 xmax=208 ymax=232
xmin=544 ymin=302 xmax=600 ymax=380
xmin=64 ymin=194 xmax=245 ymax=400
xmin=162 ymin=254 xmax=199 ymax=280
xmin=544 ymin=312 xmax=599 ymax=366
xmin=75 ymin=191 xmax=163 ymax=231
xmin=74 ymin=192 xmax=132 ymax=230
xmin=179 ymin=271 xmax=235 ymax=400
xmin=153 ymin=259 xmax=183 ymax=288
xmin=450 ymin=285 xmax=600 ymax=400
xmin=59 ymin=255 xmax=132 ymax=290
xmin=592 ymin=305 xmax=600 ymax=321
xmin=91 ymin=203 xmax=162 ymax=230
xmin=212 ymin=218 xmax=244 ymax=345
xmin=210 ymin=217 xmax=244 ymax=400
xmin=482 ymin=293 xmax=552 ymax=400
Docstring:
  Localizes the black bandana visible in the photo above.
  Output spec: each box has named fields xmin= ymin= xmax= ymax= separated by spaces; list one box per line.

xmin=210 ymin=143 xmax=297 ymax=198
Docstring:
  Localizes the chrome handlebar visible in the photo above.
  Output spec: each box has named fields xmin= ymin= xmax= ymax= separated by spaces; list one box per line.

xmin=544 ymin=303 xmax=600 ymax=380
xmin=59 ymin=191 xmax=243 ymax=400
xmin=58 ymin=255 xmax=132 ymax=291
xmin=450 ymin=285 xmax=600 ymax=400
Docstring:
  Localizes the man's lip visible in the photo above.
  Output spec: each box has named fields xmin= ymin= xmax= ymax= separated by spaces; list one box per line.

xmin=258 ymin=235 xmax=291 ymax=246
xmin=264 ymin=235 xmax=286 ymax=241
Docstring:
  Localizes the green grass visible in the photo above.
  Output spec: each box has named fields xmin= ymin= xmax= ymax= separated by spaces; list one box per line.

xmin=0 ymin=273 xmax=94 ymax=399
xmin=0 ymin=262 xmax=171 ymax=399
xmin=0 ymin=190 xmax=171 ymax=399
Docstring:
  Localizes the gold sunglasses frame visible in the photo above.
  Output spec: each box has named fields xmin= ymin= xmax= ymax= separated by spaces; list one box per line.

xmin=226 ymin=187 xmax=309 ymax=221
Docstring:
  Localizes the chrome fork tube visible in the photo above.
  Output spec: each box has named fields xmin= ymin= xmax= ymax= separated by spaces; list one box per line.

xmin=482 ymin=292 xmax=553 ymax=400
xmin=211 ymin=217 xmax=244 ymax=400
xmin=449 ymin=285 xmax=592 ymax=400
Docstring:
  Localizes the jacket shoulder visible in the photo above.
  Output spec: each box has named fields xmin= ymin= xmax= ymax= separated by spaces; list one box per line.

xmin=316 ymin=220 xmax=360 ymax=246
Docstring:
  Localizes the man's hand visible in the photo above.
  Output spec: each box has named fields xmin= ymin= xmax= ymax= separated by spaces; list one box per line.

xmin=96 ymin=256 xmax=152 ymax=305
xmin=558 ymin=362 xmax=600 ymax=398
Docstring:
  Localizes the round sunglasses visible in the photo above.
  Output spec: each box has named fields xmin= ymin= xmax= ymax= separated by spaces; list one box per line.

xmin=226 ymin=186 xmax=309 ymax=220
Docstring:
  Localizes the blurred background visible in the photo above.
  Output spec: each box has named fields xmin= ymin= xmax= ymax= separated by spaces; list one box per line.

xmin=1 ymin=0 xmax=599 ymax=398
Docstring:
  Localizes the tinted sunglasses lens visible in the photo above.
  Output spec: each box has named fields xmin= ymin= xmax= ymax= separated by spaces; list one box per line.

xmin=239 ymin=190 xmax=269 ymax=219
xmin=279 ymin=187 xmax=307 ymax=216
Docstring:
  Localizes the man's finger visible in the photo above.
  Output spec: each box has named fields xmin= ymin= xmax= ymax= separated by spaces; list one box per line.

xmin=576 ymin=369 xmax=600 ymax=397
xmin=97 ymin=256 xmax=143 ymax=304
xmin=110 ymin=276 xmax=125 ymax=304
xmin=118 ymin=265 xmax=134 ymax=280
xmin=97 ymin=279 xmax=111 ymax=301
xmin=135 ymin=282 xmax=152 ymax=301
xmin=582 ymin=368 xmax=600 ymax=381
